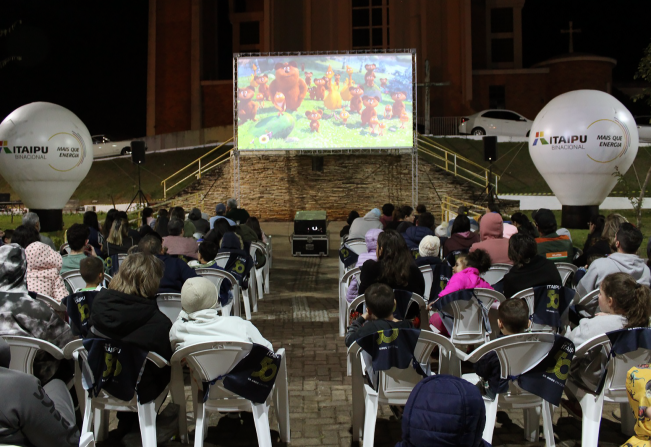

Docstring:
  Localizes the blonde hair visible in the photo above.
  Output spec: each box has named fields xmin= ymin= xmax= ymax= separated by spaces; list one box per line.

xmin=108 ymin=253 xmax=164 ymax=298
xmin=107 ymin=218 xmax=129 ymax=246
xmin=601 ymin=213 xmax=628 ymax=246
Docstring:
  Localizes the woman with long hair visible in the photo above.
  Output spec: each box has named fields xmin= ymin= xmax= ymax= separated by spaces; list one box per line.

xmin=154 ymin=209 xmax=170 ymax=237
xmin=101 ymin=209 xmax=118 ymax=239
xmin=502 ymin=233 xmax=562 ymax=298
xmin=442 ymin=214 xmax=480 ymax=257
xmin=141 ymin=207 xmax=154 ymax=228
xmin=573 ymin=214 xmax=608 ymax=266
xmin=358 ymin=229 xmax=425 ymax=296
xmin=102 ymin=217 xmax=135 ymax=256
xmin=83 ymin=211 xmax=103 ymax=253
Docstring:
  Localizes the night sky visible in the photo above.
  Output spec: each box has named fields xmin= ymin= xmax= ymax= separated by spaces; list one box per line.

xmin=1 ymin=0 xmax=650 ymax=140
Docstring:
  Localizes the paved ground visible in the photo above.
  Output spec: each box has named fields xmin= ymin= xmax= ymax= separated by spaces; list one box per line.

xmin=100 ymin=222 xmax=631 ymax=446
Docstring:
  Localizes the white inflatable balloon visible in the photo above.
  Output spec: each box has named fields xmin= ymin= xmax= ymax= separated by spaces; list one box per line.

xmin=0 ymin=102 xmax=93 ymax=210
xmin=529 ymin=90 xmax=638 ymax=206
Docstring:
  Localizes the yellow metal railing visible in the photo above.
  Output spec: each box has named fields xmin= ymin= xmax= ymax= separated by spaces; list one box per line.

xmin=417 ymin=136 xmax=499 ymax=194
xmin=440 ymin=195 xmax=483 ymax=224
xmin=161 ymin=137 xmax=234 ymax=199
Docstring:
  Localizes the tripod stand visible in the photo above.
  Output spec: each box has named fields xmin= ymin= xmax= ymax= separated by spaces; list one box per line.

xmin=127 ymin=162 xmax=149 ymax=212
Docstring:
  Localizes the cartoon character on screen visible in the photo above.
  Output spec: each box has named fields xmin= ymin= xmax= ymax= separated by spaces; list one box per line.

xmin=256 ymin=92 xmax=265 ymax=108
xmin=399 ymin=110 xmax=409 ymax=129
xmin=340 ymin=65 xmax=356 ymax=106
xmin=361 ymin=95 xmax=380 ymax=126
xmin=238 ymin=86 xmax=258 ymax=123
xmin=305 ymin=110 xmax=323 ymax=133
xmin=369 ymin=116 xmax=380 ymax=135
xmin=340 ymin=110 xmax=350 ymax=125
xmin=269 ymin=61 xmax=308 ymax=111
xmin=334 ymin=73 xmax=341 ymax=88
xmin=384 ymin=104 xmax=392 ymax=120
xmin=624 ymin=365 xmax=651 ymax=445
xmin=348 ymin=86 xmax=364 ymax=114
xmin=250 ymin=64 xmax=259 ymax=88
xmin=305 ymin=72 xmax=313 ymax=87
xmin=378 ymin=121 xmax=387 ymax=136
xmin=273 ymin=92 xmax=286 ymax=116
xmin=324 ymin=65 xmax=342 ymax=117
xmin=313 ymin=77 xmax=327 ymax=101
xmin=365 ymin=63 xmax=377 ymax=79
xmin=308 ymin=87 xmax=317 ymax=101
xmin=364 ymin=73 xmax=376 ymax=89
xmin=255 ymin=74 xmax=270 ymax=101
xmin=391 ymin=91 xmax=407 ymax=120
xmin=380 ymin=78 xmax=388 ymax=90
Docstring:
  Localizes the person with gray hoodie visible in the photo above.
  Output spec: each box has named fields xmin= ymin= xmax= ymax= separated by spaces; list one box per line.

xmin=348 ymin=208 xmax=384 ymax=240
xmin=576 ymin=222 xmax=651 ymax=315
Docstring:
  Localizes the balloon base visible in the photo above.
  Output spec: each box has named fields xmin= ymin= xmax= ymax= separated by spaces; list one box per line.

xmin=561 ymin=205 xmax=599 ymax=230
xmin=31 ymin=209 xmax=63 ymax=233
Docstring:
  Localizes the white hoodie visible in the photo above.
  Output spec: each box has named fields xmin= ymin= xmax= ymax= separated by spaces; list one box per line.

xmin=169 ymin=308 xmax=272 ymax=352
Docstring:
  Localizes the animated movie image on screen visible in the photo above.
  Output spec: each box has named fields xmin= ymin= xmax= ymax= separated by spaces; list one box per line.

xmin=236 ymin=53 xmax=413 ymax=150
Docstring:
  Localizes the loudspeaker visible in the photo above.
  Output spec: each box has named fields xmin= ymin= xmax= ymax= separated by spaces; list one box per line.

xmin=483 ymin=136 xmax=497 ymax=162
xmin=131 ymin=141 xmax=146 ymax=164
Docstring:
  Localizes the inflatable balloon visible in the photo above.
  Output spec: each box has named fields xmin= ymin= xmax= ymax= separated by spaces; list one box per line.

xmin=0 ymin=102 xmax=93 ymax=231
xmin=529 ymin=90 xmax=638 ymax=228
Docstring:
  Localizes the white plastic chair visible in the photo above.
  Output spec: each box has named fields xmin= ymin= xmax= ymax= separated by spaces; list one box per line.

xmin=213 ymin=253 xmax=253 ymax=320
xmin=61 ymin=270 xmax=112 ymax=292
xmin=251 ymin=241 xmax=268 ymax=302
xmin=480 ymin=263 xmax=512 ymax=285
xmin=79 ymin=433 xmax=95 ymax=447
xmin=156 ymin=293 xmax=183 ymax=322
xmin=349 ymin=330 xmax=461 ymax=446
xmin=510 ymin=287 xmax=568 ymax=333
xmin=566 ymin=332 xmax=651 ymax=446
xmin=169 ymin=341 xmax=289 ymax=446
xmin=63 ymin=339 xmax=86 ymax=417
xmin=1 ymin=335 xmax=65 ymax=375
xmin=418 ymin=265 xmax=433 ymax=301
xmin=117 ymin=253 xmax=127 ymax=268
xmin=461 ymin=333 xmax=559 ymax=445
xmin=78 ymin=346 xmax=170 ymax=445
xmin=339 ymin=239 xmax=367 ymax=283
xmin=555 ymin=262 xmax=578 ymax=287
xmin=195 ymin=268 xmax=238 ymax=318
xmin=339 ymin=267 xmax=361 ymax=336
xmin=32 ymin=292 xmax=66 ymax=312
xmin=60 ymin=243 xmax=71 ymax=255
xmin=432 ymin=288 xmax=505 ymax=347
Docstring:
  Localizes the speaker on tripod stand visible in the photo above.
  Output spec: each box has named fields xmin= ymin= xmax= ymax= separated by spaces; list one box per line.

xmin=127 ymin=141 xmax=149 ymax=211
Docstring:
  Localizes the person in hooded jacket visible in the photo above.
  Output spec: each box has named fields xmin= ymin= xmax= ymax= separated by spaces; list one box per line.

xmin=25 ymin=241 xmax=68 ymax=302
xmin=89 ymin=253 xmax=172 ymax=405
xmin=443 ymin=214 xmax=480 ymax=257
xmin=470 ymin=213 xmax=512 ymax=265
xmin=415 ymin=236 xmax=442 ymax=267
xmin=402 ymin=212 xmax=435 ymax=251
xmin=348 ymin=208 xmax=384 ymax=240
xmin=396 ymin=374 xmax=491 ymax=447
xmin=188 ymin=208 xmax=210 ymax=235
xmin=218 ymin=232 xmax=255 ymax=291
xmin=139 ymin=235 xmax=197 ymax=293
xmin=346 ymin=228 xmax=383 ymax=302
xmin=502 ymin=233 xmax=562 ymax=299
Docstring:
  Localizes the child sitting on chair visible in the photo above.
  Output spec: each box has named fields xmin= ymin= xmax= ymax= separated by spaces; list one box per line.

xmin=169 ymin=277 xmax=271 ymax=351
xmin=188 ymin=241 xmax=232 ymax=306
xmin=79 ymin=256 xmax=105 ymax=291
xmin=62 ymin=256 xmax=106 ymax=337
xmin=472 ymin=298 xmax=530 ymax=399
xmin=429 ymin=249 xmax=494 ymax=336
xmin=345 ymin=282 xmax=413 ymax=348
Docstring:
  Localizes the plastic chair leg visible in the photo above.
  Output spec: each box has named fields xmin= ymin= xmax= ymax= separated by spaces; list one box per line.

xmin=578 ymin=391 xmax=605 ymax=447
xmin=523 ymin=406 xmax=540 ymax=442
xmin=264 ymin=264 xmax=270 ymax=294
xmin=362 ymin=389 xmax=379 ymax=447
xmin=94 ymin=409 xmax=109 ymax=441
xmin=482 ymin=395 xmax=499 ymax=444
xmin=621 ymin=401 xmax=636 ymax=437
xmin=541 ymin=400 xmax=556 ymax=447
xmin=81 ymin=396 xmax=93 ymax=436
xmin=232 ymin=287 xmax=241 ymax=318
xmin=137 ymin=400 xmax=158 ymax=447
xmin=272 ymin=358 xmax=290 ymax=442
xmin=339 ymin=285 xmax=346 ymax=337
xmin=249 ymin=273 xmax=258 ymax=313
xmin=242 ymin=289 xmax=252 ymax=320
xmin=170 ymin=364 xmax=189 ymax=444
xmin=193 ymin=401 xmax=206 ymax=447
xmin=251 ymin=402 xmax=273 ymax=447
xmin=351 ymin=356 xmax=365 ymax=442
xmin=256 ymin=269 xmax=264 ymax=301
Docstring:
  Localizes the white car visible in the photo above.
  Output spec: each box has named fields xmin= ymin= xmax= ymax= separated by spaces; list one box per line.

xmin=634 ymin=116 xmax=651 ymax=143
xmin=459 ymin=109 xmax=532 ymax=137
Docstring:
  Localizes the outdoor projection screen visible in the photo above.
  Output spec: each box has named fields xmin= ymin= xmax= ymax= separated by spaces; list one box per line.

xmin=234 ymin=52 xmax=415 ymax=151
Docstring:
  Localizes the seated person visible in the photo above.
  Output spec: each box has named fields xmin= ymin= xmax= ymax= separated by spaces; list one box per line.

xmin=473 ymin=298 xmax=530 ymax=399
xmin=574 ymin=213 xmax=624 ymax=267
xmin=171 ymin=206 xmax=196 ymax=238
xmin=79 ymin=256 xmax=105 ymax=292
xmin=162 ymin=218 xmax=199 ymax=259
xmin=0 ymin=337 xmax=80 ymax=446
xmin=169 ymin=277 xmax=272 ymax=351
xmin=63 ymin=257 xmax=105 ymax=337
xmin=138 ymin=235 xmax=197 ymax=293
xmin=10 ymin=225 xmax=40 ymax=249
xmin=380 ymin=203 xmax=394 ymax=229
xmin=396 ymin=375 xmax=491 ymax=447
xmin=102 ymin=216 xmax=136 ymax=256
xmin=188 ymin=208 xmax=210 ymax=235
xmin=428 ymin=250 xmax=493 ymax=337
xmin=188 ymin=241 xmax=232 ymax=305
xmin=340 ymin=211 xmax=360 ymax=238
xmin=209 ymin=203 xmax=236 ymax=230
xmin=562 ymin=272 xmax=651 ymax=416
xmin=25 ymin=241 xmax=68 ymax=302
xmin=415 ymin=235 xmax=442 ymax=267
xmin=501 ymin=233 xmax=562 ymax=299
xmin=443 ymin=214 xmax=480 ymax=257
xmin=402 ymin=212 xmax=435 ymax=250
xmin=1 ymin=229 xmax=13 ymax=246
xmin=345 ymin=282 xmax=413 ymax=348
xmin=218 ymin=232 xmax=255 ymax=290
xmin=61 ymin=223 xmax=99 ymax=275
xmin=446 ymin=206 xmax=479 ymax=237
xmin=346 ymin=228 xmax=383 ymax=303
xmin=348 ymin=208 xmax=384 ymax=240
xmin=470 ymin=213 xmax=511 ymax=265
xmin=0 ymin=244 xmax=76 ymax=384
xmin=532 ymin=208 xmax=574 ymax=263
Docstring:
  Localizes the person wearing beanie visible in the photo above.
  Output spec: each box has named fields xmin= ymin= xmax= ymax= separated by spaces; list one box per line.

xmin=169 ymin=277 xmax=272 ymax=352
xmin=415 ymin=235 xmax=442 ymax=267
xmin=348 ymin=208 xmax=383 ymax=240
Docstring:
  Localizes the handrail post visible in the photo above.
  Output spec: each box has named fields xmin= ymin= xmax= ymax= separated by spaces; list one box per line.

xmin=445 ymin=151 xmax=448 ymax=172
xmin=495 ymin=175 xmax=498 ymax=195
xmin=454 ymin=154 xmax=457 ymax=176
xmin=198 ymin=159 xmax=202 ymax=179
xmin=163 ymin=180 xmax=167 ymax=199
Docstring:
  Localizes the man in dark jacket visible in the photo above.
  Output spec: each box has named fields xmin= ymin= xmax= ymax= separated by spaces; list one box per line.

xmin=138 ymin=235 xmax=197 ymax=293
xmin=225 ymin=198 xmax=251 ymax=224
xmin=188 ymin=208 xmax=210 ymax=235
xmin=396 ymin=374 xmax=491 ymax=447
xmin=533 ymin=208 xmax=574 ymax=263
xmin=402 ymin=212 xmax=435 ymax=250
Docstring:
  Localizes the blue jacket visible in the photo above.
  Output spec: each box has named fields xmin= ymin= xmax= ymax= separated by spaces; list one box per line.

xmin=396 ymin=375 xmax=491 ymax=447
xmin=156 ymin=254 xmax=198 ymax=293
xmin=402 ymin=226 xmax=434 ymax=250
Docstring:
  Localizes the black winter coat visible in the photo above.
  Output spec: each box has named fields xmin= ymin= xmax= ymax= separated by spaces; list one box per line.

xmin=502 ymin=255 xmax=563 ymax=298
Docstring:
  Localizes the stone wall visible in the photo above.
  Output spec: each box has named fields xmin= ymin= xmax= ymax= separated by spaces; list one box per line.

xmin=174 ymin=153 xmax=484 ymax=222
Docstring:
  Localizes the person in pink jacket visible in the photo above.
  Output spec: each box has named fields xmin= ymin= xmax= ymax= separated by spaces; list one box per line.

xmin=429 ymin=249 xmax=493 ymax=336
xmin=470 ymin=213 xmax=512 ymax=265
xmin=25 ymin=241 xmax=68 ymax=302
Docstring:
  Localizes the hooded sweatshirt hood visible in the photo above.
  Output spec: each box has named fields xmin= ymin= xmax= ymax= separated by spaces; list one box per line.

xmin=480 ymin=213 xmax=504 ymax=241
xmin=0 ymin=243 xmax=28 ymax=293
xmin=25 ymin=242 xmax=62 ymax=271
xmin=364 ymin=229 xmax=383 ymax=252
xmin=365 ymin=209 xmax=381 ymax=221
xmin=403 ymin=226 xmax=434 ymax=250
xmin=218 ymin=232 xmax=249 ymax=258
xmin=189 ymin=208 xmax=202 ymax=220
xmin=90 ymin=288 xmax=159 ymax=339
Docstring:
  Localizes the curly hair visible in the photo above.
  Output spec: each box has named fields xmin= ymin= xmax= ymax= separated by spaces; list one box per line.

xmin=460 ymin=249 xmax=492 ymax=274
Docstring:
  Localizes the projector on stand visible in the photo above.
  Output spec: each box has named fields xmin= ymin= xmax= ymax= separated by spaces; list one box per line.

xmin=291 ymin=210 xmax=329 ymax=257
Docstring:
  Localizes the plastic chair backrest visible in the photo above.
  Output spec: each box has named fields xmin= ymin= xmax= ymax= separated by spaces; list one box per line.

xmin=195 ymin=268 xmax=238 ymax=295
xmin=510 ymin=287 xmax=564 ymax=333
xmin=346 ymin=240 xmax=368 ymax=255
xmin=33 ymin=292 xmax=65 ymax=312
xmin=437 ymin=288 xmax=498 ymax=345
xmin=61 ymin=270 xmax=86 ymax=292
xmin=340 ymin=266 xmax=361 ymax=295
xmin=214 ymin=253 xmax=230 ymax=268
xmin=60 ymin=243 xmax=71 ymax=255
xmin=117 ymin=253 xmax=127 ymax=267
xmin=575 ymin=288 xmax=599 ymax=307
xmin=466 ymin=332 xmax=557 ymax=398
xmin=156 ymin=293 xmax=183 ymax=322
xmin=555 ymin=262 xmax=578 ymax=286
xmin=172 ymin=340 xmax=252 ymax=383
xmin=419 ymin=265 xmax=433 ymax=301
xmin=251 ymin=241 xmax=267 ymax=258
xmin=2 ymin=335 xmax=64 ymax=375
xmin=481 ymin=263 xmax=512 ymax=285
